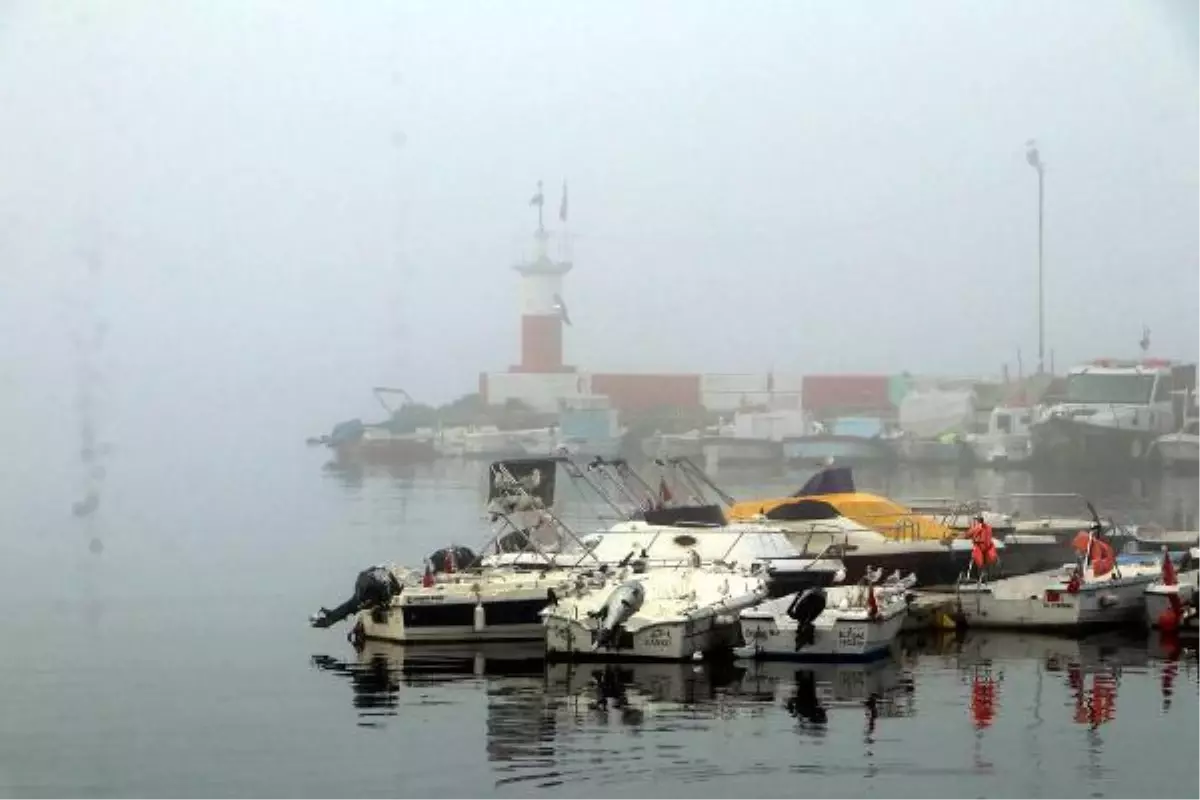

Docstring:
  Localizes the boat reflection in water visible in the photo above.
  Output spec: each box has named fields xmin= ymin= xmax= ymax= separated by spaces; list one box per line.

xmin=310 ymin=640 xmax=545 ymax=727
xmin=911 ymin=629 xmax=1198 ymax=729
xmin=541 ymin=657 xmax=917 ymax=740
xmin=309 ymin=632 xmax=1197 ymax=794
xmin=728 ymin=658 xmax=916 ymax=733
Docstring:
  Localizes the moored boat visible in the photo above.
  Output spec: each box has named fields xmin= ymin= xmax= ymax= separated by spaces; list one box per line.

xmin=954 ymin=525 xmax=1162 ymax=632
xmin=734 ymin=573 xmax=913 ymax=662
xmin=309 ymin=552 xmax=580 ymax=645
xmin=728 ymin=465 xmax=1076 ymax=587
xmin=1144 ymin=547 xmax=1199 ymax=632
xmin=541 ymin=560 xmax=768 ymax=661
xmin=1029 ymin=358 xmax=1180 ymax=471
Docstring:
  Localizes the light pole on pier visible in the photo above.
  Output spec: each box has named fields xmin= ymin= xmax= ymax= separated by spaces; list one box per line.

xmin=1026 ymin=140 xmax=1046 ymax=375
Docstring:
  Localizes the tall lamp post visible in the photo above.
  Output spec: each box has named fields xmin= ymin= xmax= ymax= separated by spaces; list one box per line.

xmin=1026 ymin=140 xmax=1045 ymax=375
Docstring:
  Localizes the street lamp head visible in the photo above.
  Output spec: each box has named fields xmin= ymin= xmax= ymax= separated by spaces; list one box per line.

xmin=1025 ymin=140 xmax=1043 ymax=171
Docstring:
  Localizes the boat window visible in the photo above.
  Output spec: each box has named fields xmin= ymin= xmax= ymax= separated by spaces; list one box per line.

xmin=1186 ymin=420 xmax=1199 ymax=436
xmin=995 ymin=413 xmax=1012 ymax=434
xmin=1019 ymin=415 xmax=1031 ymax=425
xmin=1066 ymin=373 xmax=1154 ymax=405
xmin=1153 ymin=377 xmax=1174 ymax=402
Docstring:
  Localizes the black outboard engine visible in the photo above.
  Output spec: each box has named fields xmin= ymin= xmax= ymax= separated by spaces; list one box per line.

xmin=310 ymin=565 xmax=403 ymax=629
xmin=786 ymin=588 xmax=827 ymax=651
xmin=426 ymin=546 xmax=478 ymax=573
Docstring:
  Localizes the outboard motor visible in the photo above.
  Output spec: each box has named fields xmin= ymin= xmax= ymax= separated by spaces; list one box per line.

xmin=426 ymin=545 xmax=478 ymax=574
xmin=786 ymin=588 xmax=827 ymax=651
xmin=310 ymin=565 xmax=403 ymax=629
xmin=592 ymin=580 xmax=646 ymax=651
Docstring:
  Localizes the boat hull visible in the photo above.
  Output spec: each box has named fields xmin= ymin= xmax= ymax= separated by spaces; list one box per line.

xmin=764 ymin=561 xmax=846 ymax=598
xmin=1144 ymin=573 xmax=1199 ymax=628
xmin=332 ymin=437 xmax=439 ymax=465
xmin=354 ymin=589 xmax=555 ymax=644
xmin=735 ymin=605 xmax=906 ymax=662
xmin=830 ymin=537 xmax=1068 ymax=589
xmin=543 ymin=609 xmax=740 ymax=661
xmin=955 ymin=570 xmax=1159 ymax=631
xmin=1030 ymin=415 xmax=1159 ymax=471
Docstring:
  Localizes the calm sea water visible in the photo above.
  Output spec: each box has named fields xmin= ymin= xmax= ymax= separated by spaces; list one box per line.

xmin=1 ymin=450 xmax=1196 ymax=798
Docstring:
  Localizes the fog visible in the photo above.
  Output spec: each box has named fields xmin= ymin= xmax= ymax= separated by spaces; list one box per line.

xmin=0 ymin=1 xmax=1196 ymax=502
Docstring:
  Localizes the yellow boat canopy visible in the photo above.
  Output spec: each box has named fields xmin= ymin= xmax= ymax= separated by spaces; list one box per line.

xmin=728 ymin=491 xmax=955 ymax=541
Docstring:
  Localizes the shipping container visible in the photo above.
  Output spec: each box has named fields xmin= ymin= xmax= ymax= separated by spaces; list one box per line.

xmin=801 ymin=374 xmax=893 ymax=416
xmin=591 ymin=373 xmax=702 ymax=412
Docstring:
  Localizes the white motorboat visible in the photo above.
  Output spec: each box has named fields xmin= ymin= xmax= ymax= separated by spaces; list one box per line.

xmin=310 ymin=555 xmax=582 ymax=645
xmin=486 ymin=520 xmax=845 ymax=598
xmin=733 ymin=574 xmax=913 ymax=662
xmin=954 ymin=530 xmax=1163 ymax=631
xmin=482 ymin=457 xmax=847 ymax=597
xmin=310 ymin=457 xmax=599 ymax=645
xmin=1144 ymin=547 xmax=1199 ymax=631
xmin=541 ymin=559 xmax=769 ymax=661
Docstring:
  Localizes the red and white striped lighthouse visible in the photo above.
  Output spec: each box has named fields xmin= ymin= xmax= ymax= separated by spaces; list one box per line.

xmin=513 ymin=180 xmax=573 ymax=373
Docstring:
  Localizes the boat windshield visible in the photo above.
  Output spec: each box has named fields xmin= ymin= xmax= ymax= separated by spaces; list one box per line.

xmin=1066 ymin=373 xmax=1155 ymax=405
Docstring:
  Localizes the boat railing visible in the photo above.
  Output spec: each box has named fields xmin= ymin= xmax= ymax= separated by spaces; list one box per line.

xmin=482 ymin=459 xmax=604 ymax=569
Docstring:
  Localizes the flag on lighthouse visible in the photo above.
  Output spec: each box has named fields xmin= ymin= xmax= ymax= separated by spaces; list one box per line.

xmin=559 ymin=180 xmax=568 ymax=222
xmin=553 ymin=293 xmax=572 ymax=326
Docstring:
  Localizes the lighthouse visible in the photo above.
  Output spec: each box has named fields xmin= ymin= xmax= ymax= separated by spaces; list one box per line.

xmin=512 ymin=180 xmax=573 ymax=373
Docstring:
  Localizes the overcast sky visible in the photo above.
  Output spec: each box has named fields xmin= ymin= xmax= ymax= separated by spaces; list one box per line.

xmin=0 ymin=0 xmax=1196 ymax=448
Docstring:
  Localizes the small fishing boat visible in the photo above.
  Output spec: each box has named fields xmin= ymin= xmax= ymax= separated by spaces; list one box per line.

xmin=1144 ymin=547 xmax=1199 ymax=632
xmin=541 ymin=558 xmax=768 ymax=661
xmin=307 ymin=387 xmax=440 ymax=465
xmin=954 ymin=518 xmax=1163 ymax=632
xmin=733 ymin=572 xmax=914 ymax=662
